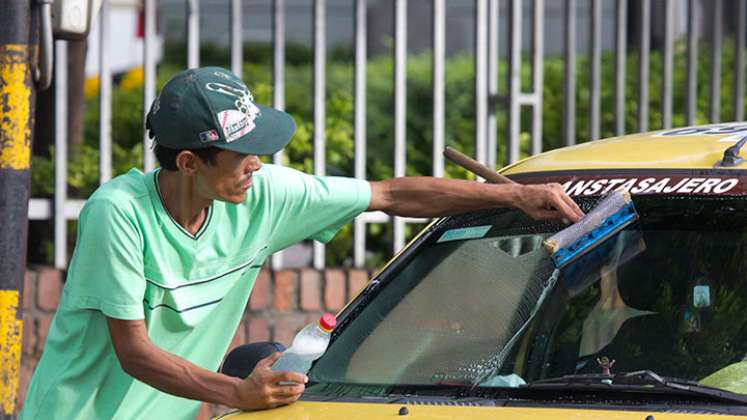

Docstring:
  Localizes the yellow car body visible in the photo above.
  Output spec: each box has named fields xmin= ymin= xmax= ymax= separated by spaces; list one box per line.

xmin=219 ymin=401 xmax=744 ymax=419
xmin=503 ymin=123 xmax=747 ymax=173
xmin=226 ymin=123 xmax=747 ymax=420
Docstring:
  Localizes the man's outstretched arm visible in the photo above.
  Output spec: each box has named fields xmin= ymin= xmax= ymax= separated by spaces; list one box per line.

xmin=368 ymin=177 xmax=584 ymax=222
xmin=107 ymin=317 xmax=306 ymax=410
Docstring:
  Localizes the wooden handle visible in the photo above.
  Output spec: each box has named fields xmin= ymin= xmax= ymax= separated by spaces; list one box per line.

xmin=443 ymin=146 xmax=516 ymax=185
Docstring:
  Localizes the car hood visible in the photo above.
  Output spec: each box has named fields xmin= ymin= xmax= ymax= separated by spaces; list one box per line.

xmin=501 ymin=123 xmax=747 ymax=175
xmin=218 ymin=401 xmax=745 ymax=419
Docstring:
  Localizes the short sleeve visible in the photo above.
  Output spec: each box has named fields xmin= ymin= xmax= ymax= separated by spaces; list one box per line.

xmin=62 ymin=198 xmax=146 ymax=320
xmin=262 ymin=165 xmax=371 ymax=253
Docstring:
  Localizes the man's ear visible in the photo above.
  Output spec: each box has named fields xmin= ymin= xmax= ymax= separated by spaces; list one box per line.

xmin=175 ymin=151 xmax=199 ymax=175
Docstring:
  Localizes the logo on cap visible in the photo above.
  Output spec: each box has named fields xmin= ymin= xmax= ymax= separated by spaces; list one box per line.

xmin=217 ymin=110 xmax=255 ymax=143
xmin=199 ymin=129 xmax=220 ymax=143
xmin=206 ymin=77 xmax=262 ymax=143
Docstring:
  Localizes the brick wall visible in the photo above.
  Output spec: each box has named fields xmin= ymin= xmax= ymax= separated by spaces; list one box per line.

xmin=18 ymin=265 xmax=372 ymax=418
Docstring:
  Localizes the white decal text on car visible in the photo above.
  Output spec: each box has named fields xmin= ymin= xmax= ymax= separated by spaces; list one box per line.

xmin=562 ymin=177 xmax=739 ymax=196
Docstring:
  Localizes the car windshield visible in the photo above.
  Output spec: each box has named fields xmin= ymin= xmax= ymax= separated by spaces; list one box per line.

xmin=310 ymin=195 xmax=747 ymax=396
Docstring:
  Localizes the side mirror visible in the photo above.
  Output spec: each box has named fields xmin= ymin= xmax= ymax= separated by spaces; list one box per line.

xmin=52 ymin=0 xmax=102 ymax=40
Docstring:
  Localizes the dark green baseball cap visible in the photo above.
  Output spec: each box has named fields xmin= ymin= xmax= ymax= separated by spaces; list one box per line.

xmin=147 ymin=66 xmax=295 ymax=155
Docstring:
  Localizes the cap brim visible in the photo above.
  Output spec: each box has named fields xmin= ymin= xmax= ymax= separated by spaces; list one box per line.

xmin=215 ymin=105 xmax=296 ymax=155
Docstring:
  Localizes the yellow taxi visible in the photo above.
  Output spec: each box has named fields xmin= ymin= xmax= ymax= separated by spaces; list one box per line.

xmin=224 ymin=123 xmax=747 ymax=419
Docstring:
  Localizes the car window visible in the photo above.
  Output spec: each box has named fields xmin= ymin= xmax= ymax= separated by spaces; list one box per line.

xmin=310 ymin=196 xmax=747 ymax=396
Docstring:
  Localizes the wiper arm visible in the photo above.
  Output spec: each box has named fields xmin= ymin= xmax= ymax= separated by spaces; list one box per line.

xmin=716 ymin=134 xmax=747 ymax=167
xmin=523 ymin=370 xmax=747 ymax=405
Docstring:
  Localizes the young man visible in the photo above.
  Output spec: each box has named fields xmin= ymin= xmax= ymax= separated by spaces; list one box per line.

xmin=21 ymin=67 xmax=583 ymax=419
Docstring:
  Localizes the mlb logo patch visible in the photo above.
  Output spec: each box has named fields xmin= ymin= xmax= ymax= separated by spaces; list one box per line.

xmin=199 ymin=129 xmax=220 ymax=143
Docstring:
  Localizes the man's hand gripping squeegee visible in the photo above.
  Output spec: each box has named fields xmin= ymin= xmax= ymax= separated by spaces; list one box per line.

xmin=443 ymin=146 xmax=639 ymax=269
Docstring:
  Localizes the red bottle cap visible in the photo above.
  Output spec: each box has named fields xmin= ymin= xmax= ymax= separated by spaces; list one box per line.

xmin=318 ymin=313 xmax=336 ymax=332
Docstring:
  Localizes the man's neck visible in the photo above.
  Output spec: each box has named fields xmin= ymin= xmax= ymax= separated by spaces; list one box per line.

xmin=157 ymin=169 xmax=212 ymax=235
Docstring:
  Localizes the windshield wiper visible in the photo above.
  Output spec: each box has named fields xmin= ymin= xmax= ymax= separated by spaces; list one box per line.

xmin=523 ymin=370 xmax=747 ymax=405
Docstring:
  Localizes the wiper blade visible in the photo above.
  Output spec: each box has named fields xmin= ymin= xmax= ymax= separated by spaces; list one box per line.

xmin=307 ymin=381 xmax=475 ymax=399
xmin=523 ymin=370 xmax=747 ymax=405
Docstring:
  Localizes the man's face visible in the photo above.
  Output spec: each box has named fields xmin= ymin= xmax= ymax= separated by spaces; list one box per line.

xmin=194 ymin=150 xmax=262 ymax=204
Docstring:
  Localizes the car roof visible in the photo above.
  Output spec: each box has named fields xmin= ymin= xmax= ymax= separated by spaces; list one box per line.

xmin=501 ymin=123 xmax=747 ymax=175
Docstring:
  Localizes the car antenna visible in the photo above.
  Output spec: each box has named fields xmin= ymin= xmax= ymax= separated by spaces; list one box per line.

xmin=715 ymin=134 xmax=747 ymax=167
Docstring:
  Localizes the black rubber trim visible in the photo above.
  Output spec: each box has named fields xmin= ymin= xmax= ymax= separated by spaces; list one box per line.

xmin=143 ymin=297 xmax=223 ymax=313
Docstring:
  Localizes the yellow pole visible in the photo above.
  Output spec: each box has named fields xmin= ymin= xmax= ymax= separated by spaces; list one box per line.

xmin=0 ymin=1 xmax=35 ymax=417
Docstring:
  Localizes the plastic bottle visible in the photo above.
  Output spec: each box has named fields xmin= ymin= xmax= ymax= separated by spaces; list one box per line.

xmin=271 ymin=313 xmax=336 ymax=376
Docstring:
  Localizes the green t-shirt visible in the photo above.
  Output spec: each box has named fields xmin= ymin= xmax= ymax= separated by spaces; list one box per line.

xmin=21 ymin=164 xmax=371 ymax=420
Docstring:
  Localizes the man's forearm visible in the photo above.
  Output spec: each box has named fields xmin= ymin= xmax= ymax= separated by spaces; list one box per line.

xmin=118 ymin=336 xmax=243 ymax=407
xmin=108 ymin=317 xmax=307 ymax=410
xmin=368 ymin=177 xmax=584 ymax=222
xmin=369 ymin=177 xmax=520 ymax=217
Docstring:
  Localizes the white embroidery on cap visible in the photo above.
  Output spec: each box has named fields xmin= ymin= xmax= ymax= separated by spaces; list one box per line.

xmin=213 ymin=71 xmax=233 ymax=81
xmin=206 ymin=81 xmax=261 ymax=141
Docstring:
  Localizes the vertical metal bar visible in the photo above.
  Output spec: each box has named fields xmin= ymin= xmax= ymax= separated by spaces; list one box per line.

xmin=637 ymin=0 xmax=650 ymax=132
xmin=563 ymin=0 xmax=576 ymax=146
xmin=433 ymin=0 xmax=445 ymax=177
xmin=99 ymin=0 xmax=112 ymax=183
xmin=662 ymin=0 xmax=674 ymax=129
xmin=507 ymin=0 xmax=521 ymax=163
xmin=313 ymin=0 xmax=326 ymax=269
xmin=54 ymin=41 xmax=68 ymax=268
xmin=686 ymin=0 xmax=698 ymax=125
xmin=272 ymin=0 xmax=286 ymax=113
xmin=353 ymin=0 xmax=367 ymax=267
xmin=709 ymin=0 xmax=722 ymax=123
xmin=393 ymin=0 xmax=407 ymax=253
xmin=475 ymin=0 xmax=488 ymax=166
xmin=736 ymin=0 xmax=746 ymax=121
xmin=614 ymin=0 xmax=627 ymax=136
xmin=487 ymin=0 xmax=498 ymax=168
xmin=589 ymin=0 xmax=601 ymax=140
xmin=230 ymin=0 xmax=242 ymax=77
xmin=272 ymin=0 xmax=286 ymax=150
xmin=271 ymin=0 xmax=286 ymax=269
xmin=564 ymin=0 xmax=576 ymax=146
xmin=187 ymin=0 xmax=200 ymax=69
xmin=272 ymin=0 xmax=286 ymax=167
xmin=143 ymin=0 xmax=156 ymax=171
xmin=531 ymin=0 xmax=543 ymax=153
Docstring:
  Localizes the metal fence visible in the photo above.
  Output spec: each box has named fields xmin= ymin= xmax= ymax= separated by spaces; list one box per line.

xmin=30 ymin=0 xmax=747 ymax=269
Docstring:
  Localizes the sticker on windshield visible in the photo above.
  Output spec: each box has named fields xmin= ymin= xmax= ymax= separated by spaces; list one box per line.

xmin=437 ymin=225 xmax=492 ymax=243
xmin=693 ymin=285 xmax=711 ymax=308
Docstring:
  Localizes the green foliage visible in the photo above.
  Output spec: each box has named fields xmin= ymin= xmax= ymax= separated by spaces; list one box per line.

xmin=30 ymin=143 xmax=143 ymax=198
xmin=30 ymin=40 xmax=747 ymax=266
